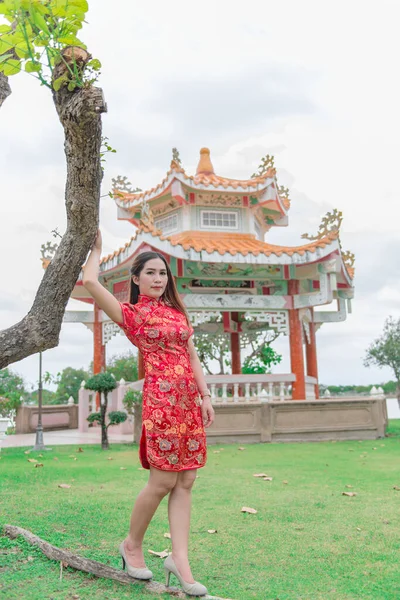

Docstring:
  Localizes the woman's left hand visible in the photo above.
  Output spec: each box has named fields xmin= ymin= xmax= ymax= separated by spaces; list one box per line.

xmin=201 ymin=397 xmax=215 ymax=428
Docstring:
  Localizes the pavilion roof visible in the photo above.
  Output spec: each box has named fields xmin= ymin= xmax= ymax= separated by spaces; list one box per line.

xmin=113 ymin=148 xmax=281 ymax=209
xmin=99 ymin=224 xmax=353 ymax=282
xmin=166 ymin=230 xmax=338 ymax=257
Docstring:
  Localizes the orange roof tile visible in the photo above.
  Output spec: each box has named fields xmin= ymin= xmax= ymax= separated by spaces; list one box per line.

xmin=114 ymin=149 xmax=276 ymax=206
xmin=166 ymin=230 xmax=339 ymax=257
xmin=100 ymin=224 xmax=340 ymax=267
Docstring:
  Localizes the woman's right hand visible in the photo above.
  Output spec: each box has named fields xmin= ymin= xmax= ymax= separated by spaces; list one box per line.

xmin=93 ymin=229 xmax=102 ymax=252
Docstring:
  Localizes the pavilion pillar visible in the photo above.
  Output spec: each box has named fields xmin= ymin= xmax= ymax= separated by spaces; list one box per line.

xmin=138 ymin=351 xmax=145 ymax=380
xmin=231 ymin=312 xmax=241 ymax=374
xmin=93 ymin=303 xmax=106 ymax=409
xmin=305 ymin=309 xmax=319 ymax=399
xmin=288 ymin=280 xmax=306 ymax=400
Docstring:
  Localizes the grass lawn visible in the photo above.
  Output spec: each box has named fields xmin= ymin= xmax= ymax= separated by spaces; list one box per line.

xmin=1 ymin=420 xmax=399 ymax=600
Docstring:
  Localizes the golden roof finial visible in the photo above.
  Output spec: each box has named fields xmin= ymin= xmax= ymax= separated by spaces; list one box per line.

xmin=196 ymin=147 xmax=215 ymax=175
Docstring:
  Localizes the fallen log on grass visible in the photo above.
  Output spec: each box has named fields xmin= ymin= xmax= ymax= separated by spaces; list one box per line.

xmin=3 ymin=525 xmax=232 ymax=600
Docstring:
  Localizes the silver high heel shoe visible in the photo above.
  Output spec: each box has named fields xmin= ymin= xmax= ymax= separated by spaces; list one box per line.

xmin=164 ymin=554 xmax=207 ymax=596
xmin=119 ymin=541 xmax=153 ymax=580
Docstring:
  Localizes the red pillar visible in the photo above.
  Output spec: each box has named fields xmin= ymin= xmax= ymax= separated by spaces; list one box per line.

xmin=305 ymin=311 xmax=319 ymax=399
xmin=138 ymin=351 xmax=145 ymax=380
xmin=231 ymin=312 xmax=241 ymax=374
xmin=93 ymin=303 xmax=106 ymax=409
xmin=288 ymin=280 xmax=306 ymax=400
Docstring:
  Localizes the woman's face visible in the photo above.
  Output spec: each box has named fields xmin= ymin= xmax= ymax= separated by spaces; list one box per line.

xmin=133 ymin=258 xmax=168 ymax=299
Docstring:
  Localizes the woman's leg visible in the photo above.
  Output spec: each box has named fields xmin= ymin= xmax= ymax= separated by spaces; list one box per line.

xmin=123 ymin=467 xmax=178 ymax=568
xmin=167 ymin=469 xmax=197 ymax=582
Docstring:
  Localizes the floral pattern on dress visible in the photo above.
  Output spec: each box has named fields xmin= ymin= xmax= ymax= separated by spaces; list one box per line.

xmin=117 ymin=294 xmax=207 ymax=472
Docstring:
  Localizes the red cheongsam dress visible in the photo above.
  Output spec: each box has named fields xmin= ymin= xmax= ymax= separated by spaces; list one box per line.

xmin=117 ymin=294 xmax=207 ymax=472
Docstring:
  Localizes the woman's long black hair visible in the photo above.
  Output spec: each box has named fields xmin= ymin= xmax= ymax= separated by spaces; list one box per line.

xmin=129 ymin=251 xmax=190 ymax=324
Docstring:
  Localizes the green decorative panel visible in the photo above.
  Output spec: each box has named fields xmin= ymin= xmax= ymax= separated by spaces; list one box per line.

xmin=184 ymin=260 xmax=283 ymax=280
xmin=169 ymin=256 xmax=177 ymax=276
xmin=272 ymin=280 xmax=287 ymax=295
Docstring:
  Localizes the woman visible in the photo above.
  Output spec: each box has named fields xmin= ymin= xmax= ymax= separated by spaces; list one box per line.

xmin=83 ymin=230 xmax=215 ymax=596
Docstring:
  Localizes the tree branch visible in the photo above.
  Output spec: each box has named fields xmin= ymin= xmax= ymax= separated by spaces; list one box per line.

xmin=0 ymin=72 xmax=11 ymax=107
xmin=0 ymin=80 xmax=107 ymax=368
xmin=3 ymin=525 xmax=230 ymax=600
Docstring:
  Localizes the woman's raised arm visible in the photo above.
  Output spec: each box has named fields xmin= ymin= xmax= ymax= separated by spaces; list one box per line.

xmin=82 ymin=230 xmax=123 ymax=324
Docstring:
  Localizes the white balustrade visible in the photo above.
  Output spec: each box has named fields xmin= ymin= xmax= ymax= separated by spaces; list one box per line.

xmin=114 ymin=374 xmax=298 ymax=404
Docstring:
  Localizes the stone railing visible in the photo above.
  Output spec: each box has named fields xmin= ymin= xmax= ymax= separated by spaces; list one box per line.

xmin=15 ymin=404 xmax=78 ymax=434
xmin=127 ymin=374 xmax=299 ymax=403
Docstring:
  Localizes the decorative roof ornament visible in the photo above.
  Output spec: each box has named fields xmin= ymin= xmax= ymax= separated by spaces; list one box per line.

xmin=172 ymin=147 xmax=182 ymax=165
xmin=196 ymin=148 xmax=215 ymax=175
xmin=40 ymin=241 xmax=58 ymax=269
xmin=301 ymin=209 xmax=343 ymax=241
xmin=278 ymin=185 xmax=290 ymax=199
xmin=251 ymin=154 xmax=275 ymax=178
xmin=141 ymin=198 xmax=154 ymax=226
xmin=342 ymin=250 xmax=355 ymax=268
xmin=111 ymin=175 xmax=142 ymax=197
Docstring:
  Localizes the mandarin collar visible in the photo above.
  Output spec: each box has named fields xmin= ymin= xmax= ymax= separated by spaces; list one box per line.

xmin=138 ymin=294 xmax=164 ymax=306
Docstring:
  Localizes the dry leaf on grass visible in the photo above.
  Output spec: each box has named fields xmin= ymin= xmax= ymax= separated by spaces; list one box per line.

xmin=27 ymin=459 xmax=38 ymax=463
xmin=213 ymin=451 xmax=220 ymax=454
xmin=78 ymin=448 xmax=84 ymax=452
xmin=148 ymin=549 xmax=169 ymax=558
xmin=38 ymin=454 xmax=43 ymax=457
xmin=238 ymin=447 xmax=245 ymax=451
xmin=263 ymin=477 xmax=273 ymax=481
xmin=241 ymin=506 xmax=257 ymax=514
xmin=164 ymin=532 xmax=171 ymax=539
xmin=120 ymin=467 xmax=127 ymax=470
xmin=138 ymin=467 xmax=144 ymax=470
xmin=342 ymin=492 xmax=357 ymax=497
xmin=53 ymin=457 xmax=59 ymax=461
xmin=207 ymin=529 xmax=217 ymax=534
xmin=34 ymin=463 xmax=44 ymax=468
xmin=282 ymin=480 xmax=288 ymax=485
xmin=345 ymin=485 xmax=353 ymax=488
xmin=393 ymin=486 xmax=400 ymax=491
xmin=24 ymin=451 xmax=30 ymax=455
xmin=107 ymin=457 xmax=114 ymax=460
xmin=253 ymin=473 xmax=268 ymax=478
xmin=356 ymin=527 xmax=361 ymax=531
xmin=58 ymin=484 xmax=71 ymax=489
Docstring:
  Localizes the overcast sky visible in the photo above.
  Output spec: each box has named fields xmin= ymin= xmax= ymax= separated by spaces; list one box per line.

xmin=1 ymin=0 xmax=399 ymax=390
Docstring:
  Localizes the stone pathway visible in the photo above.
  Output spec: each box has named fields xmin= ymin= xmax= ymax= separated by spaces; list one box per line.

xmin=0 ymin=428 xmax=132 ymax=449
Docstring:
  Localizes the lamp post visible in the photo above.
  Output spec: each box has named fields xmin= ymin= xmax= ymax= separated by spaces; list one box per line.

xmin=32 ymin=351 xmax=51 ymax=452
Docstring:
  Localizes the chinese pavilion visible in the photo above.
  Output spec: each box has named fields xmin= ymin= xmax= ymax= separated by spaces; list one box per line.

xmin=67 ymin=148 xmax=355 ymax=403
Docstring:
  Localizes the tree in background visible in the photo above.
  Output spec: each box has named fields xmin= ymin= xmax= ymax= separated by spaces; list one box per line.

xmin=242 ymin=345 xmax=282 ymax=374
xmin=84 ymin=372 xmax=120 ymax=450
xmin=194 ymin=325 xmax=281 ymax=375
xmin=365 ymin=316 xmax=400 ymax=407
xmin=55 ymin=366 xmax=89 ymax=403
xmin=0 ymin=368 xmax=26 ymax=418
xmin=106 ymin=352 xmax=138 ymax=382
xmin=0 ymin=0 xmax=106 ymax=368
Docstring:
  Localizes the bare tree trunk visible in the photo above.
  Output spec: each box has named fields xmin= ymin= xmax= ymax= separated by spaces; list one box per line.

xmin=3 ymin=525 xmax=229 ymax=599
xmin=0 ymin=71 xmax=107 ymax=368
xmin=0 ymin=72 xmax=11 ymax=107
xmin=100 ymin=394 xmax=109 ymax=450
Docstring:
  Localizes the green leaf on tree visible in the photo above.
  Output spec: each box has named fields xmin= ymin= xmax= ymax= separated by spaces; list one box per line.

xmin=3 ymin=59 xmax=22 ymax=76
xmin=25 ymin=60 xmax=41 ymax=73
xmin=0 ymin=53 xmax=13 ymax=65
